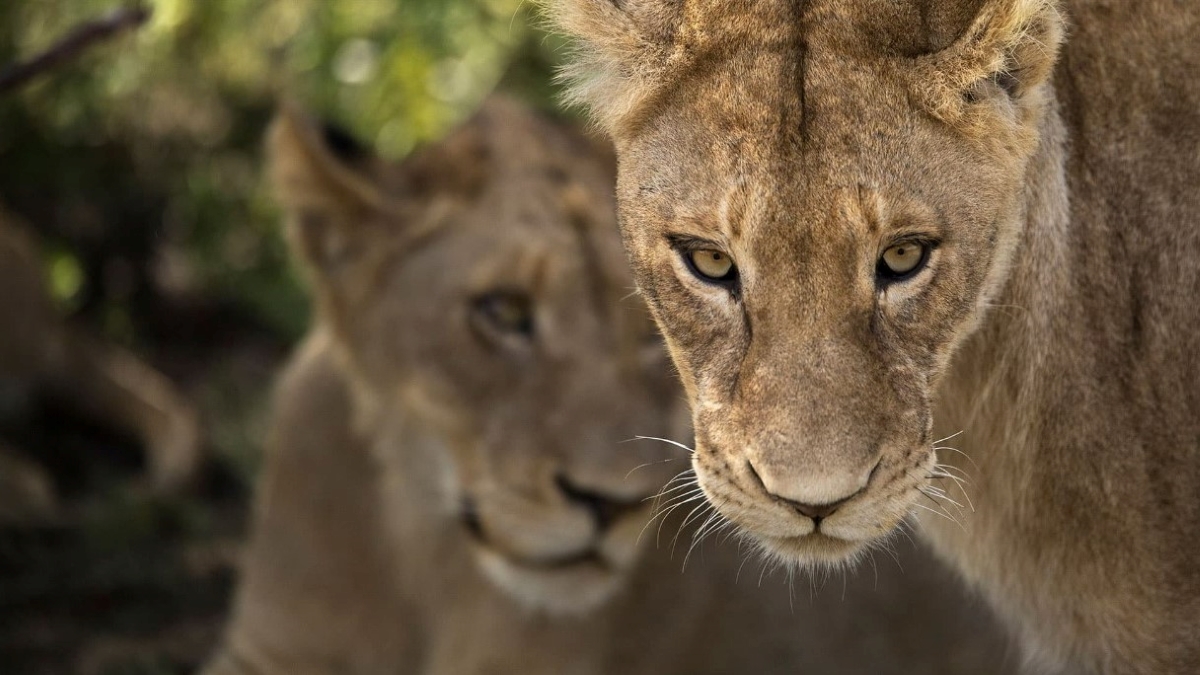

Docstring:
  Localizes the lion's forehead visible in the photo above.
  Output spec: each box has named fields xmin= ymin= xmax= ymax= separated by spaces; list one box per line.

xmin=662 ymin=0 xmax=985 ymax=58
xmin=616 ymin=0 xmax=987 ymax=132
xmin=378 ymin=124 xmax=628 ymax=293
xmin=622 ymin=137 xmax=952 ymax=248
xmin=362 ymin=174 xmax=647 ymax=364
xmin=626 ymin=73 xmax=941 ymax=199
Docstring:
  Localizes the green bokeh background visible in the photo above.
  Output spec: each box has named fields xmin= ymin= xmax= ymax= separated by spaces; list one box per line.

xmin=0 ymin=0 xmax=565 ymax=342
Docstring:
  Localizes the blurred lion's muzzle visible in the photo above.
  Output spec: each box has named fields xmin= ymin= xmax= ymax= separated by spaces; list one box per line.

xmin=457 ymin=487 xmax=657 ymax=615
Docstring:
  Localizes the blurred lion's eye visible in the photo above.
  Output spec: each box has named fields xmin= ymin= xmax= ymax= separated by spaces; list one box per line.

xmin=472 ymin=292 xmax=534 ymax=338
xmin=877 ymin=241 xmax=932 ymax=282
xmin=687 ymin=248 xmax=737 ymax=282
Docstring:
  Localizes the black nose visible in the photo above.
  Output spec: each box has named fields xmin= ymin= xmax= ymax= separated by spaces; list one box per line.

xmin=555 ymin=475 xmax=640 ymax=532
xmin=460 ymin=497 xmax=484 ymax=539
xmin=784 ymin=494 xmax=854 ymax=525
xmin=745 ymin=461 xmax=863 ymax=527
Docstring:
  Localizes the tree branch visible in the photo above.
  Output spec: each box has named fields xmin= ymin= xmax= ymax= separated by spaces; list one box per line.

xmin=0 ymin=5 xmax=152 ymax=95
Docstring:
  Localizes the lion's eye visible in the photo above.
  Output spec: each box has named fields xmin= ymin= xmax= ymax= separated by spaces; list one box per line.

xmin=877 ymin=241 xmax=931 ymax=281
xmin=472 ymin=292 xmax=534 ymax=338
xmin=687 ymin=249 xmax=737 ymax=282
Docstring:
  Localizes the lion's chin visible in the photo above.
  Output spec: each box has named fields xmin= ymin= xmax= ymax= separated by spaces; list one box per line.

xmin=474 ymin=547 xmax=628 ymax=616
xmin=753 ymin=531 xmax=873 ymax=569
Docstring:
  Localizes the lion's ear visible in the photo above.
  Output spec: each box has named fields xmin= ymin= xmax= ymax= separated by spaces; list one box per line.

xmin=268 ymin=102 xmax=387 ymax=277
xmin=548 ymin=0 xmax=684 ymax=132
xmin=917 ymin=0 xmax=1065 ymax=121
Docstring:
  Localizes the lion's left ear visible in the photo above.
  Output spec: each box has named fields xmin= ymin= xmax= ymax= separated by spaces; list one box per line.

xmin=546 ymin=0 xmax=685 ymax=133
xmin=914 ymin=0 xmax=1065 ymax=123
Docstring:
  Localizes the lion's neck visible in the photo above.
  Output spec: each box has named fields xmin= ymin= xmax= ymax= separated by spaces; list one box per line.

xmin=342 ymin=378 xmax=475 ymax=598
xmin=926 ymin=67 xmax=1198 ymax=669
xmin=934 ymin=95 xmax=1073 ymax=473
xmin=926 ymin=99 xmax=1090 ymax=669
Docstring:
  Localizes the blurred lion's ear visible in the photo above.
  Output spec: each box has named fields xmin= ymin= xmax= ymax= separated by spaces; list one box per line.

xmin=396 ymin=117 xmax=490 ymax=202
xmin=267 ymin=101 xmax=385 ymax=276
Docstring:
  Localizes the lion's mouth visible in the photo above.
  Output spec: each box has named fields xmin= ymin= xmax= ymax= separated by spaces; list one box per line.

xmin=471 ymin=533 xmax=611 ymax=573
xmin=459 ymin=502 xmax=615 ymax=573
xmin=499 ymin=550 xmax=608 ymax=573
xmin=459 ymin=506 xmax=634 ymax=615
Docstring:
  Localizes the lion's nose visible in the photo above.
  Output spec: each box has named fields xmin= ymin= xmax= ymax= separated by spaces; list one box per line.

xmin=555 ymin=475 xmax=641 ymax=532
xmin=781 ymin=493 xmax=854 ymax=523
xmin=746 ymin=459 xmax=877 ymax=524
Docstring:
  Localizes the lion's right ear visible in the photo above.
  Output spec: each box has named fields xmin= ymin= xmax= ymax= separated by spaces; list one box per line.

xmin=912 ymin=0 xmax=1065 ymax=129
xmin=268 ymin=103 xmax=387 ymax=276
xmin=548 ymin=0 xmax=685 ymax=133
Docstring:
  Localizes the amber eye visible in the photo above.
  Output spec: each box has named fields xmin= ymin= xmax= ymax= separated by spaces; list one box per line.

xmin=472 ymin=292 xmax=534 ymax=338
xmin=877 ymin=241 xmax=931 ymax=281
xmin=687 ymin=249 xmax=737 ymax=282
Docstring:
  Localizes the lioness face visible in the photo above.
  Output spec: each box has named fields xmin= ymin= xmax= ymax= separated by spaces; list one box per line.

xmin=554 ymin=0 xmax=1063 ymax=566
xmin=270 ymin=98 xmax=686 ymax=613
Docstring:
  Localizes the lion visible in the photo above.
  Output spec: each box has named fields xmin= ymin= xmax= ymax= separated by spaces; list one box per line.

xmin=0 ymin=206 xmax=201 ymax=504
xmin=202 ymin=95 xmax=1013 ymax=675
xmin=550 ymin=0 xmax=1200 ymax=672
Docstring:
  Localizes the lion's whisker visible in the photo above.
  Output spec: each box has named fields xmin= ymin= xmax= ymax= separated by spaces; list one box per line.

xmin=735 ymin=542 xmax=756 ymax=584
xmin=933 ymin=444 xmax=981 ymax=472
xmin=683 ymin=502 xmax=734 ymax=571
xmin=671 ymin=501 xmax=714 ymax=556
xmin=682 ymin=511 xmax=723 ymax=571
xmin=932 ymin=462 xmax=973 ymax=482
xmin=921 ymin=484 xmax=966 ymax=511
xmin=627 ymin=435 xmax=696 ymax=454
xmin=910 ymin=502 xmax=964 ymax=530
xmin=920 ymin=487 xmax=966 ymax=522
xmin=645 ymin=469 xmax=697 ymax=508
xmin=652 ymin=492 xmax=709 ymax=547
xmin=894 ymin=518 xmax=919 ymax=551
xmin=928 ymin=470 xmax=976 ymax=512
xmin=624 ymin=456 xmax=685 ymax=480
xmin=717 ymin=519 xmax=741 ymax=545
xmin=637 ymin=484 xmax=704 ymax=546
xmin=930 ymin=468 xmax=971 ymax=490
xmin=646 ymin=486 xmax=701 ymax=518
xmin=646 ymin=478 xmax=700 ymax=503
xmin=649 ymin=487 xmax=704 ymax=515
xmin=933 ymin=430 xmax=965 ymax=446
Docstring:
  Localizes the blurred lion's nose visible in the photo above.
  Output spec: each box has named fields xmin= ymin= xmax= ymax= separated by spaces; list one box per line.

xmin=554 ymin=475 xmax=641 ymax=532
xmin=460 ymin=497 xmax=484 ymax=538
xmin=746 ymin=458 xmax=876 ymax=524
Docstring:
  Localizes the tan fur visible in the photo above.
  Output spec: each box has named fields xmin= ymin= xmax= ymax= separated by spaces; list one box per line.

xmin=204 ymin=97 xmax=1013 ymax=674
xmin=553 ymin=0 xmax=1200 ymax=672
xmin=0 ymin=207 xmax=201 ymax=495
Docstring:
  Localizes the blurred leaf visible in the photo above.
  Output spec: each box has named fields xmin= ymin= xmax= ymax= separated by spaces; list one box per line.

xmin=46 ymin=248 xmax=85 ymax=310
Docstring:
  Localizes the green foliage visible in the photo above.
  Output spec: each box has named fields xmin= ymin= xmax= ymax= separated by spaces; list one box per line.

xmin=0 ymin=0 xmax=563 ymax=342
xmin=45 ymin=246 xmax=86 ymax=310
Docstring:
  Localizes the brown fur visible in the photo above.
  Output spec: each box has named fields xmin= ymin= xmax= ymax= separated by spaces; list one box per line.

xmin=204 ymin=97 xmax=1013 ymax=674
xmin=0 ymin=207 xmax=201 ymax=497
xmin=552 ymin=1 xmax=1200 ymax=672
